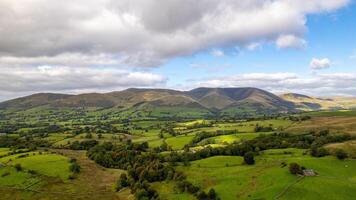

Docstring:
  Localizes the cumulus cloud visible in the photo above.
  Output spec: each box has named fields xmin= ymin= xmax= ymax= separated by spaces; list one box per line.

xmin=310 ymin=58 xmax=331 ymax=70
xmin=276 ymin=35 xmax=307 ymax=49
xmin=0 ymin=66 xmax=166 ymax=101
xmin=0 ymin=0 xmax=349 ymax=67
xmin=191 ymin=72 xmax=356 ymax=96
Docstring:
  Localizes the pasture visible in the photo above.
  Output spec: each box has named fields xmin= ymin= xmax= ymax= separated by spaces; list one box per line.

xmin=170 ymin=149 xmax=356 ymax=200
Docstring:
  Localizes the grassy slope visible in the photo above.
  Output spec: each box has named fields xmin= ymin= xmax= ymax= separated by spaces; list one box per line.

xmin=169 ymin=149 xmax=356 ymax=200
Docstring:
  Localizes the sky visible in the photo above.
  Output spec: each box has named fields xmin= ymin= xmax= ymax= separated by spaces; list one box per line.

xmin=0 ymin=0 xmax=355 ymax=101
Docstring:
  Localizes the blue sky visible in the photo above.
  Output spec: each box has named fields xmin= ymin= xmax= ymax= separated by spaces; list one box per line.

xmin=0 ymin=0 xmax=355 ymax=100
xmin=154 ymin=2 xmax=356 ymax=89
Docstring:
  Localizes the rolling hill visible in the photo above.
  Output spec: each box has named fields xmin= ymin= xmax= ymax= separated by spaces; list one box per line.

xmin=280 ymin=93 xmax=356 ymax=111
xmin=1 ymin=88 xmax=355 ymax=118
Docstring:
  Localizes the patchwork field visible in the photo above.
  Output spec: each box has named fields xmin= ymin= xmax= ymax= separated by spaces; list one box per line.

xmin=1 ymin=110 xmax=356 ymax=199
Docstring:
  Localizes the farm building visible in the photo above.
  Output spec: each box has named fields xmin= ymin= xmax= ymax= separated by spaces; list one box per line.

xmin=303 ymin=169 xmax=317 ymax=176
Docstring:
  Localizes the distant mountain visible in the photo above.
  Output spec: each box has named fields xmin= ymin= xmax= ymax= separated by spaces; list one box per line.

xmin=280 ymin=93 xmax=356 ymax=111
xmin=1 ymin=88 xmax=355 ymax=118
xmin=186 ymin=87 xmax=295 ymax=114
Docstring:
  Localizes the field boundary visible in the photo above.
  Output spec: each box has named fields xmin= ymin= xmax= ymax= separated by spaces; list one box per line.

xmin=273 ymin=176 xmax=304 ymax=200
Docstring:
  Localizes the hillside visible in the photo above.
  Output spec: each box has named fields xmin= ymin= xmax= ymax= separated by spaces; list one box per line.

xmin=1 ymin=88 xmax=355 ymax=118
xmin=280 ymin=93 xmax=356 ymax=111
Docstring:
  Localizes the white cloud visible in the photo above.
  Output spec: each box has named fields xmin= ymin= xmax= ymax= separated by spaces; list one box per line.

xmin=210 ymin=49 xmax=225 ymax=57
xmin=245 ymin=43 xmax=262 ymax=51
xmin=0 ymin=0 xmax=349 ymax=67
xmin=276 ymin=35 xmax=307 ymax=49
xmin=0 ymin=66 xmax=166 ymax=100
xmin=310 ymin=58 xmax=331 ymax=70
xmin=191 ymin=72 xmax=356 ymax=96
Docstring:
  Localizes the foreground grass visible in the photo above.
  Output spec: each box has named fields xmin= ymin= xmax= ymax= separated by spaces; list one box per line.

xmin=169 ymin=149 xmax=356 ymax=200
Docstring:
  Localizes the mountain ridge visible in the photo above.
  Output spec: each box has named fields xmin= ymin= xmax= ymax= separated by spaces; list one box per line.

xmin=1 ymin=88 xmax=356 ymax=117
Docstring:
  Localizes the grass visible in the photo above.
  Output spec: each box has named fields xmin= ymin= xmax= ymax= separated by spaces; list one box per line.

xmin=166 ymin=135 xmax=195 ymax=149
xmin=173 ymin=149 xmax=356 ymax=200
xmin=0 ymin=148 xmax=10 ymax=157
xmin=2 ymin=152 xmax=71 ymax=181
xmin=151 ymin=181 xmax=195 ymax=200
xmin=0 ymin=166 xmax=41 ymax=189
xmin=308 ymin=110 xmax=356 ymax=117
xmin=326 ymin=140 xmax=356 ymax=158
xmin=200 ymin=132 xmax=272 ymax=145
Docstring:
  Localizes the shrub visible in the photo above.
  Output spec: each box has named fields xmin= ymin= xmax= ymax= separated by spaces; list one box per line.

xmin=68 ymin=174 xmax=75 ymax=179
xmin=208 ymin=188 xmax=217 ymax=199
xmin=69 ymin=162 xmax=81 ymax=174
xmin=244 ymin=152 xmax=255 ymax=165
xmin=197 ymin=191 xmax=208 ymax=200
xmin=1 ymin=172 xmax=10 ymax=177
xmin=335 ymin=149 xmax=348 ymax=160
xmin=116 ymin=173 xmax=129 ymax=191
xmin=28 ymin=170 xmax=37 ymax=175
xmin=289 ymin=163 xmax=302 ymax=175
xmin=14 ymin=163 xmax=22 ymax=172
xmin=310 ymin=146 xmax=329 ymax=157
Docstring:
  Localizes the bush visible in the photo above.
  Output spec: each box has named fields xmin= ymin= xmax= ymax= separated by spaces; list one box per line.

xmin=14 ymin=163 xmax=22 ymax=171
xmin=335 ymin=149 xmax=348 ymax=160
xmin=244 ymin=152 xmax=255 ymax=165
xmin=310 ymin=146 xmax=329 ymax=157
xmin=68 ymin=174 xmax=75 ymax=179
xmin=289 ymin=163 xmax=302 ymax=175
xmin=69 ymin=162 xmax=81 ymax=174
xmin=208 ymin=188 xmax=217 ymax=199
xmin=28 ymin=170 xmax=37 ymax=175
xmin=1 ymin=172 xmax=10 ymax=177
xmin=197 ymin=191 xmax=208 ymax=200
xmin=116 ymin=173 xmax=129 ymax=191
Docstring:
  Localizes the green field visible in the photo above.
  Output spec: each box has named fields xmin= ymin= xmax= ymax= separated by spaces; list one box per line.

xmin=1 ymin=110 xmax=356 ymax=200
xmin=171 ymin=149 xmax=356 ymax=200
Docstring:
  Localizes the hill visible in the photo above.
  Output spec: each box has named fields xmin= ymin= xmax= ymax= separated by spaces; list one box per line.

xmin=280 ymin=93 xmax=356 ymax=111
xmin=1 ymin=88 xmax=355 ymax=118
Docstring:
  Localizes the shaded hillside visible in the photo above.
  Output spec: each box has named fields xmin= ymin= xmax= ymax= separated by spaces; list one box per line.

xmin=0 ymin=93 xmax=73 ymax=109
xmin=187 ymin=87 xmax=295 ymax=112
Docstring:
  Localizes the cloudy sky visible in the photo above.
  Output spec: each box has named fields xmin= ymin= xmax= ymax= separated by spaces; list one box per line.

xmin=0 ymin=0 xmax=356 ymax=101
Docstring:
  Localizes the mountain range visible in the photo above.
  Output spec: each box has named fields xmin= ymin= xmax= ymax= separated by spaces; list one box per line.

xmin=1 ymin=87 xmax=355 ymax=118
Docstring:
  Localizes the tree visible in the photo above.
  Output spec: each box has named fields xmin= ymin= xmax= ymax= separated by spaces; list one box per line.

xmin=335 ymin=149 xmax=348 ymax=160
xmin=289 ymin=163 xmax=302 ymax=175
xmin=244 ymin=152 xmax=255 ymax=165
xmin=85 ymin=133 xmax=93 ymax=139
xmin=197 ymin=191 xmax=208 ymax=200
xmin=70 ymin=162 xmax=81 ymax=173
xmin=116 ymin=173 xmax=129 ymax=191
xmin=208 ymin=188 xmax=217 ymax=199
xmin=14 ymin=163 xmax=22 ymax=171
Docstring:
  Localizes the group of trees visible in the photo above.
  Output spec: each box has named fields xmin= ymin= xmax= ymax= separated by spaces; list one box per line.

xmin=163 ymin=130 xmax=354 ymax=163
xmin=88 ymin=141 xmax=220 ymax=199
xmin=288 ymin=115 xmax=311 ymax=122
xmin=69 ymin=140 xmax=98 ymax=150
xmin=0 ymin=135 xmax=50 ymax=149
xmin=254 ymin=125 xmax=274 ymax=132
xmin=189 ymin=130 xmax=238 ymax=146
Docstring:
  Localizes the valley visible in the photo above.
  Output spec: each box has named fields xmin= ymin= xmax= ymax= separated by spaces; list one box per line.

xmin=1 ymin=90 xmax=356 ymax=199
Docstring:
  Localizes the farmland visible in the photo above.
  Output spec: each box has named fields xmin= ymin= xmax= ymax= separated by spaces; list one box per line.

xmin=1 ymin=110 xmax=356 ymax=199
